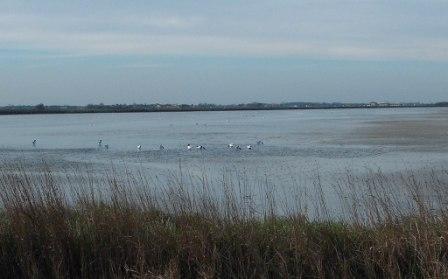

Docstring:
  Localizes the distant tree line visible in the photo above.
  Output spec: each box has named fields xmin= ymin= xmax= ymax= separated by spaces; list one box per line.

xmin=0 ymin=101 xmax=446 ymax=115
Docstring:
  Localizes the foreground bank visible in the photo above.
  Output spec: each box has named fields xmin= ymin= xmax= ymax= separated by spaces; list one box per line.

xmin=0 ymin=165 xmax=447 ymax=278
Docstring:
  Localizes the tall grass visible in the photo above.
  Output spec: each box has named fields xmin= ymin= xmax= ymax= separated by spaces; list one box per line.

xmin=0 ymin=162 xmax=447 ymax=278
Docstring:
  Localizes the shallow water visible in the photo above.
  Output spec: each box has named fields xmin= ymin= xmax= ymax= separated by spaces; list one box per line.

xmin=1 ymin=107 xmax=447 ymax=216
xmin=1 ymin=107 xmax=447 ymax=164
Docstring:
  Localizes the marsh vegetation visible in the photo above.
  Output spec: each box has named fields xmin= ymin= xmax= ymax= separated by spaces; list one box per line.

xmin=0 ymin=163 xmax=447 ymax=278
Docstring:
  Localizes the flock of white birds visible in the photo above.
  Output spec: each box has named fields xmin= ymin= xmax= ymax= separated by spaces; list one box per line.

xmin=30 ymin=139 xmax=264 ymax=151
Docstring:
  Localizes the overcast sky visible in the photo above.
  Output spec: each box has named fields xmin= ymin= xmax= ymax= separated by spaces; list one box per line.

xmin=0 ymin=0 xmax=447 ymax=105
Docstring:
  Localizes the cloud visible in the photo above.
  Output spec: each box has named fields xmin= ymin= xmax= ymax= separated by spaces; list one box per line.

xmin=3 ymin=28 xmax=448 ymax=62
xmin=0 ymin=9 xmax=448 ymax=62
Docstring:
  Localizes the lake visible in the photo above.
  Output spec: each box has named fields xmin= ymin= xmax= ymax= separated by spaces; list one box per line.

xmin=1 ymin=108 xmax=447 ymax=216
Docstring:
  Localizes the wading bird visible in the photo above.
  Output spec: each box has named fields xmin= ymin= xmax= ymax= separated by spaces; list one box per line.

xmin=137 ymin=145 xmax=142 ymax=151
xmin=32 ymin=139 xmax=37 ymax=147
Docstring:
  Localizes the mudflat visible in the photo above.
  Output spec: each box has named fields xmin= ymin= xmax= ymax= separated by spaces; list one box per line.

xmin=346 ymin=108 xmax=448 ymax=150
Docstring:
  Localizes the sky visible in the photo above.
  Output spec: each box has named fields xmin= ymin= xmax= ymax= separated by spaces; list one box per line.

xmin=0 ymin=0 xmax=447 ymax=105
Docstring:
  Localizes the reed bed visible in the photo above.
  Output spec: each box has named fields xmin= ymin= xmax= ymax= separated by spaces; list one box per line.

xmin=0 ymin=162 xmax=447 ymax=278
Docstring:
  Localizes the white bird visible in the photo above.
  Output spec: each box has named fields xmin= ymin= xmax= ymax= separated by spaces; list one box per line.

xmin=228 ymin=143 xmax=234 ymax=148
xmin=246 ymin=145 xmax=253 ymax=150
xmin=187 ymin=144 xmax=192 ymax=150
xmin=196 ymin=145 xmax=205 ymax=150
xmin=137 ymin=145 xmax=142 ymax=151
xmin=32 ymin=139 xmax=37 ymax=147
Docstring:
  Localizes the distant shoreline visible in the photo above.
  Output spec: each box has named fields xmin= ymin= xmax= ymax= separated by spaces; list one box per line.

xmin=0 ymin=102 xmax=447 ymax=115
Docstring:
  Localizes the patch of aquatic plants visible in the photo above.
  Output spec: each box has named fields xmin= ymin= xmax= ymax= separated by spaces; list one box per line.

xmin=0 ymin=163 xmax=447 ymax=278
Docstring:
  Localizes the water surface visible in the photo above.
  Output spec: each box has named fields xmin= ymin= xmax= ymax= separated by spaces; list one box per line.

xmin=1 ymin=108 xmax=447 ymax=215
